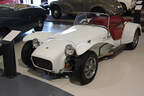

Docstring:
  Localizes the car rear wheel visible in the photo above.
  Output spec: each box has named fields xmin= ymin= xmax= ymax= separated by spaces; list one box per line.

xmin=34 ymin=19 xmax=44 ymax=31
xmin=51 ymin=6 xmax=62 ymax=19
xmin=21 ymin=41 xmax=35 ymax=69
xmin=126 ymin=30 xmax=140 ymax=50
xmin=69 ymin=51 xmax=98 ymax=85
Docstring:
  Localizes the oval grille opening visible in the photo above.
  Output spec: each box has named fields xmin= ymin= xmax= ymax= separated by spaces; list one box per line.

xmin=32 ymin=57 xmax=52 ymax=70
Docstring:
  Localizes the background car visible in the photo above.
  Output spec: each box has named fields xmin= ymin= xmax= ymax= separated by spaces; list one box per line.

xmin=118 ymin=0 xmax=137 ymax=11
xmin=0 ymin=4 xmax=47 ymax=37
xmin=21 ymin=12 xmax=141 ymax=85
xmin=50 ymin=0 xmax=123 ymax=19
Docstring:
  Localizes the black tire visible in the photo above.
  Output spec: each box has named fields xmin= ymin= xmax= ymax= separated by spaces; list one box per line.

xmin=34 ymin=18 xmax=44 ymax=31
xmin=51 ymin=6 xmax=62 ymax=19
xmin=126 ymin=30 xmax=140 ymax=50
xmin=69 ymin=51 xmax=98 ymax=85
xmin=91 ymin=7 xmax=105 ymax=13
xmin=21 ymin=41 xmax=35 ymax=69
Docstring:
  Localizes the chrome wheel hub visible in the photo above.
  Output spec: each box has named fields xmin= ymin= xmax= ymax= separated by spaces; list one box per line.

xmin=84 ymin=57 xmax=96 ymax=79
xmin=54 ymin=10 xmax=58 ymax=17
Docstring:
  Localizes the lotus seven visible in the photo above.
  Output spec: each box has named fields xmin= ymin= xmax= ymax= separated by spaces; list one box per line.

xmin=21 ymin=13 xmax=141 ymax=85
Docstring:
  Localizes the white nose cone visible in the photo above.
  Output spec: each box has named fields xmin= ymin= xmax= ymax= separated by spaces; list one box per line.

xmin=32 ymin=39 xmax=73 ymax=73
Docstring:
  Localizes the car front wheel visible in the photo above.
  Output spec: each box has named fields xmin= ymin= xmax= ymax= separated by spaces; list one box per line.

xmin=21 ymin=41 xmax=35 ymax=69
xmin=69 ymin=51 xmax=98 ymax=85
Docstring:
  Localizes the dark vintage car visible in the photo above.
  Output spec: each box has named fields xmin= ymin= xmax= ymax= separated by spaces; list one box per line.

xmin=50 ymin=0 xmax=124 ymax=19
xmin=0 ymin=4 xmax=47 ymax=36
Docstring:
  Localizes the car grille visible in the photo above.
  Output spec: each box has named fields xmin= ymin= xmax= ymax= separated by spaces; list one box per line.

xmin=32 ymin=57 xmax=52 ymax=70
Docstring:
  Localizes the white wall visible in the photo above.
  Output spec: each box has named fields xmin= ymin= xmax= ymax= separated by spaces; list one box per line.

xmin=23 ymin=0 xmax=31 ymax=4
xmin=23 ymin=0 xmax=41 ymax=6
xmin=33 ymin=0 xmax=41 ymax=6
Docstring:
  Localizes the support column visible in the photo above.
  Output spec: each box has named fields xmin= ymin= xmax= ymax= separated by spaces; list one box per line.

xmin=1 ymin=41 xmax=17 ymax=78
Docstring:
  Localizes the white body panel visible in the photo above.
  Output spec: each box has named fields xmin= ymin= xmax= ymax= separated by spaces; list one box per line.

xmin=121 ymin=22 xmax=141 ymax=44
xmin=118 ymin=0 xmax=137 ymax=9
xmin=23 ymin=32 xmax=54 ymax=42
xmin=55 ymin=25 xmax=108 ymax=44
xmin=23 ymin=23 xmax=141 ymax=73
xmin=32 ymin=39 xmax=73 ymax=73
xmin=30 ymin=25 xmax=120 ymax=73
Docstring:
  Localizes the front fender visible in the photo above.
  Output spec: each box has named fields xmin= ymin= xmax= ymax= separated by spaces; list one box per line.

xmin=23 ymin=32 xmax=54 ymax=42
xmin=119 ymin=0 xmax=130 ymax=9
xmin=90 ymin=3 xmax=122 ymax=15
xmin=121 ymin=22 xmax=141 ymax=44
xmin=75 ymin=42 xmax=96 ymax=56
xmin=75 ymin=40 xmax=110 ymax=56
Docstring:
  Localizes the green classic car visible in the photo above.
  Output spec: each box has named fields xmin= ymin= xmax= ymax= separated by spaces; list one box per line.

xmin=50 ymin=0 xmax=124 ymax=19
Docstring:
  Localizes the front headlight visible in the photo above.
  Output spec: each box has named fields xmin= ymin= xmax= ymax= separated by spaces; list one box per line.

xmin=65 ymin=44 xmax=75 ymax=56
xmin=32 ymin=38 xmax=40 ymax=48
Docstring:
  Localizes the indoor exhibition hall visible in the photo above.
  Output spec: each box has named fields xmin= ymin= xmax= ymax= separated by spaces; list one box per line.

xmin=0 ymin=0 xmax=144 ymax=96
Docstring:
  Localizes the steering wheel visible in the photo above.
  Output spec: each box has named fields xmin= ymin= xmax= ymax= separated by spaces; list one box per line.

xmin=79 ymin=19 xmax=89 ymax=24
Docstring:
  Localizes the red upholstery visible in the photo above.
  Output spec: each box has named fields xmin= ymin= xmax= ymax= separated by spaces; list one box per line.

xmin=89 ymin=15 xmax=124 ymax=40
xmin=109 ymin=15 xmax=124 ymax=40
xmin=109 ymin=27 xmax=123 ymax=40
xmin=89 ymin=17 xmax=108 ymax=26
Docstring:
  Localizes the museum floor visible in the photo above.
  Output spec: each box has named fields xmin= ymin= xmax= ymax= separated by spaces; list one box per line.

xmin=0 ymin=20 xmax=144 ymax=96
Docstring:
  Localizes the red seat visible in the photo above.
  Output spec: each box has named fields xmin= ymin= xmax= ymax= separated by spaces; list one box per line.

xmin=89 ymin=17 xmax=108 ymax=26
xmin=109 ymin=15 xmax=124 ymax=40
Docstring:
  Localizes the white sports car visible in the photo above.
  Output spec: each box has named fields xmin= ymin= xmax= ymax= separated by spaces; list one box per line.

xmin=118 ymin=0 xmax=137 ymax=11
xmin=21 ymin=13 xmax=141 ymax=85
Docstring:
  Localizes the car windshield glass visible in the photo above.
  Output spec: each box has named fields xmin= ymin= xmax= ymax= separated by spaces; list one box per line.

xmin=74 ymin=13 xmax=109 ymax=28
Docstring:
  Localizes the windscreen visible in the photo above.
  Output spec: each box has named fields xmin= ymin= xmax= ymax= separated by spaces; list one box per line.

xmin=74 ymin=13 xmax=109 ymax=28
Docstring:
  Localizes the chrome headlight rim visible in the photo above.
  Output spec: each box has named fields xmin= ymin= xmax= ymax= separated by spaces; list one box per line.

xmin=32 ymin=38 xmax=40 ymax=48
xmin=65 ymin=44 xmax=75 ymax=56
